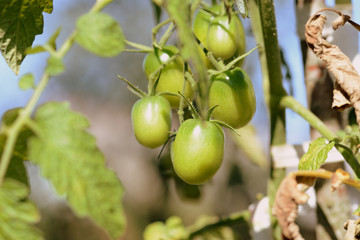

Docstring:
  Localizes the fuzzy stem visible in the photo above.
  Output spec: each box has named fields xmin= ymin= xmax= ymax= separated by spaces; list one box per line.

xmin=279 ymin=95 xmax=337 ymax=140
xmin=124 ymin=40 xmax=153 ymax=52
xmin=152 ymin=18 xmax=173 ymax=48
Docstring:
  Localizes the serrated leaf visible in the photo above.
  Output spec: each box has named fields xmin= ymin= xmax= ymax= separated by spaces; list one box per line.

xmin=0 ymin=178 xmax=43 ymax=240
xmin=235 ymin=0 xmax=249 ymax=18
xmin=19 ymin=73 xmax=35 ymax=90
xmin=38 ymin=0 xmax=53 ymax=14
xmin=0 ymin=0 xmax=46 ymax=74
xmin=298 ymin=137 xmax=335 ymax=171
xmin=45 ymin=55 xmax=64 ymax=75
xmin=28 ymin=102 xmax=125 ymax=239
xmin=75 ymin=12 xmax=125 ymax=57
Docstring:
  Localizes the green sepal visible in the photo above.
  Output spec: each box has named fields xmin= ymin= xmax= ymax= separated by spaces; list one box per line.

xmin=117 ymin=75 xmax=147 ymax=98
xmin=177 ymin=91 xmax=200 ymax=119
xmin=210 ymin=119 xmax=240 ymax=136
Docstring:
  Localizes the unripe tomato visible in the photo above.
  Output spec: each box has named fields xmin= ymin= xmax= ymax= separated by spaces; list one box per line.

xmin=171 ymin=119 xmax=224 ymax=185
xmin=131 ymin=95 xmax=171 ymax=148
xmin=207 ymin=15 xmax=240 ymax=60
xmin=193 ymin=5 xmax=246 ymax=65
xmin=143 ymin=46 xmax=193 ymax=108
xmin=209 ymin=67 xmax=256 ymax=129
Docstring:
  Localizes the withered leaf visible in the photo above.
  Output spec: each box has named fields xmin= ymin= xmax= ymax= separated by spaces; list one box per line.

xmin=330 ymin=168 xmax=350 ymax=191
xmin=272 ymin=173 xmax=310 ymax=240
xmin=305 ymin=11 xmax=360 ymax=128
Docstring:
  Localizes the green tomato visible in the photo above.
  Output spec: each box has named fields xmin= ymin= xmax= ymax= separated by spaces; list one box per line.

xmin=193 ymin=5 xmax=245 ymax=65
xmin=171 ymin=119 xmax=224 ymax=185
xmin=207 ymin=15 xmax=239 ymax=60
xmin=209 ymin=67 xmax=256 ymax=129
xmin=131 ymin=95 xmax=171 ymax=148
xmin=143 ymin=46 xmax=193 ymax=108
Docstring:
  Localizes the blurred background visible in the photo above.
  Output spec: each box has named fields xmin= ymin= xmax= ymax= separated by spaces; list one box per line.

xmin=0 ymin=0 xmax=359 ymax=239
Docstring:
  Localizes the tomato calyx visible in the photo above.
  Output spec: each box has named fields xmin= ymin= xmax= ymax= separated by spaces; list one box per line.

xmin=117 ymin=74 xmax=147 ymax=98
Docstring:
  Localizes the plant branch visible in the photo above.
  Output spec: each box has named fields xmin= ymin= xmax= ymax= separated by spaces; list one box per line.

xmin=152 ymin=18 xmax=173 ymax=48
xmin=279 ymin=95 xmax=360 ymax=178
xmin=0 ymin=73 xmax=50 ymax=185
xmin=188 ymin=210 xmax=251 ymax=238
xmin=0 ymin=0 xmax=114 ymax=186
xmin=279 ymin=95 xmax=337 ymax=140
xmin=124 ymin=40 xmax=153 ymax=52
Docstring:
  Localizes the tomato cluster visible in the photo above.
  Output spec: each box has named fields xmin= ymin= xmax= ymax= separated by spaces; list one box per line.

xmin=122 ymin=3 xmax=255 ymax=185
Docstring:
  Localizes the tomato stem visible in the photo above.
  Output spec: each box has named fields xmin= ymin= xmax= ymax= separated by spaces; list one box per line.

xmin=124 ymin=40 xmax=153 ymax=52
xmin=117 ymin=75 xmax=147 ymax=98
xmin=279 ymin=95 xmax=360 ymax=178
xmin=158 ymin=22 xmax=175 ymax=47
xmin=152 ymin=18 xmax=173 ymax=49
xmin=188 ymin=210 xmax=251 ymax=238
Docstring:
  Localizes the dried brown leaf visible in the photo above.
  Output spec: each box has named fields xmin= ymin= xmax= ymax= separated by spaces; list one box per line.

xmin=305 ymin=11 xmax=360 ymax=128
xmin=331 ymin=168 xmax=350 ymax=191
xmin=272 ymin=174 xmax=310 ymax=240
xmin=344 ymin=219 xmax=360 ymax=240
xmin=332 ymin=15 xmax=350 ymax=30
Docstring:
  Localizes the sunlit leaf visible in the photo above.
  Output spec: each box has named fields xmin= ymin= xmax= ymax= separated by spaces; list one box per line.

xmin=0 ymin=179 xmax=43 ymax=240
xmin=298 ymin=137 xmax=335 ymax=170
xmin=28 ymin=102 xmax=126 ymax=239
xmin=0 ymin=0 xmax=46 ymax=74
xmin=75 ymin=12 xmax=125 ymax=57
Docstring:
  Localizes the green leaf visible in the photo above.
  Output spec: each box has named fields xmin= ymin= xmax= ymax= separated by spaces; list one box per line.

xmin=28 ymin=102 xmax=125 ymax=239
xmin=0 ymin=0 xmax=46 ymax=74
xmin=26 ymin=27 xmax=61 ymax=55
xmin=235 ymin=0 xmax=249 ymax=18
xmin=1 ymin=130 xmax=32 ymax=187
xmin=0 ymin=178 xmax=43 ymax=240
xmin=19 ymin=73 xmax=35 ymax=90
xmin=75 ymin=12 xmax=125 ymax=57
xmin=47 ymin=27 xmax=61 ymax=50
xmin=45 ymin=55 xmax=65 ymax=75
xmin=0 ymin=108 xmax=32 ymax=186
xmin=38 ymin=0 xmax=53 ymax=14
xmin=298 ymin=137 xmax=335 ymax=171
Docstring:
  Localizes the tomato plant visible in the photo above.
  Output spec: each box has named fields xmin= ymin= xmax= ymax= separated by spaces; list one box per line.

xmin=2 ymin=1 xmax=360 ymax=240
xmin=209 ymin=67 xmax=256 ymax=128
xmin=143 ymin=46 xmax=193 ymax=108
xmin=131 ymin=95 xmax=172 ymax=148
xmin=171 ymin=119 xmax=224 ymax=185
